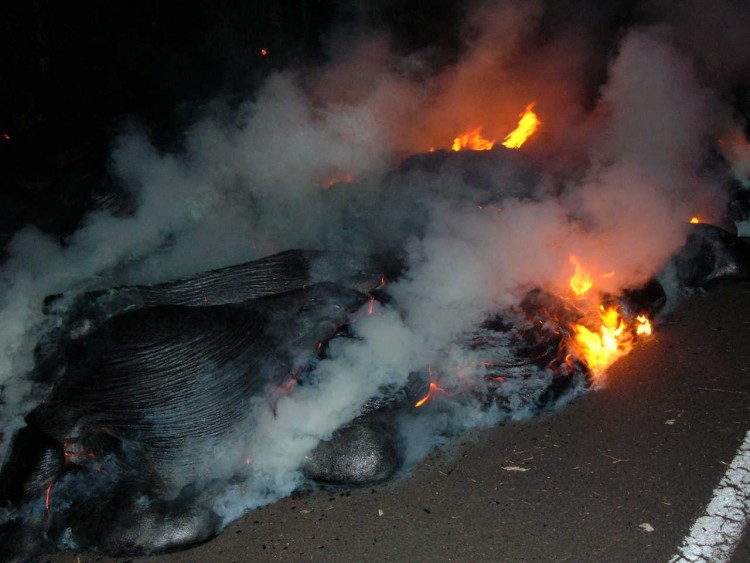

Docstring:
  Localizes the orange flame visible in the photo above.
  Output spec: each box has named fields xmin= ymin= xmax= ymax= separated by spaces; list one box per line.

xmin=569 ymin=255 xmax=593 ymax=297
xmin=452 ymin=127 xmax=495 ymax=152
xmin=501 ymin=103 xmax=540 ymax=149
xmin=690 ymin=216 xmax=700 ymax=224
xmin=563 ymin=254 xmax=653 ymax=381
xmin=635 ymin=315 xmax=652 ymax=335
xmin=571 ymin=305 xmax=634 ymax=379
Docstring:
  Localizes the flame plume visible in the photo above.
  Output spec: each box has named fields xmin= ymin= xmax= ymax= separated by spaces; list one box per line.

xmin=501 ymin=103 xmax=540 ymax=149
xmin=569 ymin=255 xmax=593 ymax=297
xmin=452 ymin=127 xmax=495 ymax=151
xmin=564 ymin=257 xmax=653 ymax=382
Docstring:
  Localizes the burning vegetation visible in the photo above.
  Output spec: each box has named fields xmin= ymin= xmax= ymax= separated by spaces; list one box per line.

xmin=450 ymin=103 xmax=541 ymax=153
xmin=410 ymin=251 xmax=655 ymax=412
xmin=501 ymin=103 xmax=541 ymax=149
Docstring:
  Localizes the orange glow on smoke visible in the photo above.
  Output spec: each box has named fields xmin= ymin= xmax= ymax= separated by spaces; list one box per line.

xmin=569 ymin=255 xmax=593 ymax=297
xmin=325 ymin=174 xmax=353 ymax=187
xmin=452 ymin=127 xmax=495 ymax=152
xmin=501 ymin=103 xmax=540 ymax=149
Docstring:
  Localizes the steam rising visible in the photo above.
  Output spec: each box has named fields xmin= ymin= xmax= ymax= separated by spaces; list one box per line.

xmin=2 ymin=0 xmax=748 ymax=531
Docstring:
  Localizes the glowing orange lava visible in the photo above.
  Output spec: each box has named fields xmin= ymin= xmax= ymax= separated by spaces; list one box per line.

xmin=415 ymin=381 xmax=449 ymax=407
xmin=501 ymin=103 xmax=540 ymax=149
xmin=45 ymin=482 xmax=53 ymax=512
xmin=690 ymin=216 xmax=700 ymax=224
xmin=452 ymin=127 xmax=495 ymax=152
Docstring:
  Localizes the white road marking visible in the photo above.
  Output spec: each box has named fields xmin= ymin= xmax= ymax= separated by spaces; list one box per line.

xmin=669 ymin=429 xmax=750 ymax=562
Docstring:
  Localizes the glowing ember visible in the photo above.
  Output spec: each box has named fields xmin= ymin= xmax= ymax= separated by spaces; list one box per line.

xmin=690 ymin=216 xmax=700 ymax=224
xmin=569 ymin=255 xmax=593 ymax=297
xmin=501 ymin=103 xmax=540 ymax=149
xmin=452 ymin=127 xmax=495 ymax=152
xmin=260 ymin=49 xmax=268 ymax=56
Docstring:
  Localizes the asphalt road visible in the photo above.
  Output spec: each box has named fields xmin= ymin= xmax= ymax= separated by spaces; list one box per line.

xmin=47 ymin=281 xmax=750 ymax=563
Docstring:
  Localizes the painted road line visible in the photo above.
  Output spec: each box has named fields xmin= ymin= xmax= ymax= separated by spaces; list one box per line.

xmin=669 ymin=429 xmax=750 ymax=562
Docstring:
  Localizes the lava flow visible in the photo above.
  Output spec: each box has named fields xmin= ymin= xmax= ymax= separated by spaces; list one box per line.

xmin=414 ymin=367 xmax=453 ymax=407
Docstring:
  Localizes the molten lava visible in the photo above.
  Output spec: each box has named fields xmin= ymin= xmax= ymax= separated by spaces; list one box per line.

xmin=415 ymin=381 xmax=449 ymax=407
xmin=501 ymin=103 xmax=540 ymax=149
xmin=690 ymin=216 xmax=700 ymax=224
xmin=452 ymin=127 xmax=495 ymax=152
xmin=44 ymin=482 xmax=53 ymax=513
xmin=415 ymin=367 xmax=453 ymax=407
